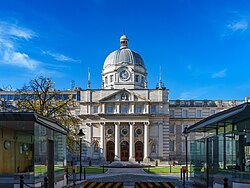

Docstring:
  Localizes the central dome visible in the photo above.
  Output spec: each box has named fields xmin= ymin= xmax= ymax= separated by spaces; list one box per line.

xmin=103 ymin=35 xmax=145 ymax=69
xmin=103 ymin=48 xmax=145 ymax=69
xmin=102 ymin=35 xmax=147 ymax=90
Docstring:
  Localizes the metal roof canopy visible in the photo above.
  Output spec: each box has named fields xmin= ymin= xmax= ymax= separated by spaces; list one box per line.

xmin=0 ymin=112 xmax=68 ymax=135
xmin=187 ymin=102 xmax=250 ymax=133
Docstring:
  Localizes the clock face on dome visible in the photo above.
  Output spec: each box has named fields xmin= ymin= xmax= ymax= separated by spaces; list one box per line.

xmin=120 ymin=69 xmax=129 ymax=80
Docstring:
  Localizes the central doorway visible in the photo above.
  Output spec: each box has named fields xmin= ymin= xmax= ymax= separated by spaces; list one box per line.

xmin=120 ymin=141 xmax=129 ymax=161
xmin=135 ymin=141 xmax=143 ymax=162
xmin=106 ymin=141 xmax=115 ymax=162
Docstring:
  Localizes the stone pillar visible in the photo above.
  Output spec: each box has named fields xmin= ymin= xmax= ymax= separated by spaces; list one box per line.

xmin=129 ymin=122 xmax=135 ymax=160
xmin=100 ymin=122 xmax=105 ymax=159
xmin=158 ymin=122 xmax=163 ymax=158
xmin=114 ymin=122 xmax=120 ymax=160
xmin=102 ymin=104 xmax=105 ymax=113
xmin=87 ymin=123 xmax=93 ymax=157
xmin=144 ymin=122 xmax=150 ymax=161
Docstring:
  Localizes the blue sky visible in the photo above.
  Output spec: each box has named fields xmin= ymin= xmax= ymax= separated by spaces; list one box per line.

xmin=0 ymin=0 xmax=250 ymax=100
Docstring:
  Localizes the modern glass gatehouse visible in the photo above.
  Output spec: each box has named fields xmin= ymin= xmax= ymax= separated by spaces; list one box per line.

xmin=0 ymin=112 xmax=68 ymax=188
xmin=187 ymin=102 xmax=250 ymax=187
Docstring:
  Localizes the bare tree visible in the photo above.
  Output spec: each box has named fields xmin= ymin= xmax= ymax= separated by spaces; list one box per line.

xmin=16 ymin=76 xmax=80 ymax=151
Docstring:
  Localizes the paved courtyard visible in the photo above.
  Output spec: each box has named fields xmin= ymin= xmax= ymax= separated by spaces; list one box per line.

xmin=74 ymin=161 xmax=194 ymax=188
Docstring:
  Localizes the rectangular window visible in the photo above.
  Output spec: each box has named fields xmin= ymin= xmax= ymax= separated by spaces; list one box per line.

xmin=135 ymin=104 xmax=143 ymax=113
xmin=0 ymin=95 xmax=6 ymax=99
xmin=110 ymin=75 xmax=113 ymax=82
xmin=196 ymin=110 xmax=202 ymax=118
xmin=7 ymin=95 xmax=14 ymax=101
xmin=135 ymin=75 xmax=139 ymax=82
xmin=105 ymin=77 xmax=108 ymax=84
xmin=77 ymin=91 xmax=81 ymax=101
xmin=182 ymin=110 xmax=188 ymax=118
xmin=151 ymin=105 xmax=157 ymax=113
xmin=93 ymin=105 xmax=98 ymax=113
xmin=121 ymin=104 xmax=128 ymax=113
xmin=169 ymin=140 xmax=175 ymax=151
xmin=170 ymin=110 xmax=175 ymax=118
xmin=141 ymin=76 xmax=144 ymax=84
xmin=169 ymin=125 xmax=175 ymax=133
xmin=107 ymin=105 xmax=113 ymax=113
xmin=211 ymin=110 xmax=216 ymax=115
xmin=63 ymin=94 xmax=69 ymax=100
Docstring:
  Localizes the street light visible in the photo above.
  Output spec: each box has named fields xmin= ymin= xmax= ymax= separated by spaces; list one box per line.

xmin=78 ymin=129 xmax=85 ymax=181
xmin=183 ymin=127 xmax=188 ymax=181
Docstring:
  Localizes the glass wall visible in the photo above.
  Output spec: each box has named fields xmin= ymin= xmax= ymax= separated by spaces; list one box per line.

xmin=34 ymin=124 xmax=67 ymax=181
xmin=190 ymin=139 xmax=206 ymax=183
xmin=34 ymin=124 xmax=52 ymax=179
xmin=54 ymin=132 xmax=66 ymax=175
xmin=190 ymin=120 xmax=250 ymax=186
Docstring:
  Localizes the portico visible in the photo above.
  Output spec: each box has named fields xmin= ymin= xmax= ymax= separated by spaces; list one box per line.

xmin=86 ymin=121 xmax=151 ymax=162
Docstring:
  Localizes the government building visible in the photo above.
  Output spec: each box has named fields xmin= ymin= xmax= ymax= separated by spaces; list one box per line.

xmin=0 ymin=35 xmax=249 ymax=163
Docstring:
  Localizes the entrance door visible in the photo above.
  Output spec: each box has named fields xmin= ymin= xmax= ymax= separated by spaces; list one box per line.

xmin=106 ymin=141 xmax=115 ymax=162
xmin=135 ymin=141 xmax=143 ymax=162
xmin=120 ymin=141 xmax=129 ymax=161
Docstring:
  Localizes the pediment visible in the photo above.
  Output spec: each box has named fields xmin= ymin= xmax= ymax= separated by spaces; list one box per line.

xmin=99 ymin=88 xmax=147 ymax=102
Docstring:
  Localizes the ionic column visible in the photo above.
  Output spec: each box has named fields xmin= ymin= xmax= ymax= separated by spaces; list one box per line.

xmin=129 ymin=122 xmax=135 ymax=160
xmin=144 ymin=122 xmax=150 ymax=161
xmin=100 ymin=122 xmax=105 ymax=159
xmin=114 ymin=122 xmax=120 ymax=160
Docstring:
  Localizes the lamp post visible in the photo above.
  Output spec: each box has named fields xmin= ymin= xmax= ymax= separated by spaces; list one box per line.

xmin=78 ymin=129 xmax=85 ymax=181
xmin=183 ymin=127 xmax=188 ymax=181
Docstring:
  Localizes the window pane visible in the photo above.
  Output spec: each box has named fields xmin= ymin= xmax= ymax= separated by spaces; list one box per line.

xmin=136 ymin=105 xmax=142 ymax=113
xmin=196 ymin=110 xmax=202 ymax=118
xmin=182 ymin=110 xmax=188 ymax=118
xmin=107 ymin=105 xmax=113 ymax=113
xmin=151 ymin=105 xmax=156 ymax=113
xmin=121 ymin=104 xmax=128 ymax=113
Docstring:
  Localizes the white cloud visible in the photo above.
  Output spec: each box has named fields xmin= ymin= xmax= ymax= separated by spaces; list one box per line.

xmin=3 ymin=50 xmax=39 ymax=70
xmin=0 ymin=21 xmax=36 ymax=40
xmin=180 ymin=91 xmax=198 ymax=100
xmin=179 ymin=86 xmax=213 ymax=100
xmin=43 ymin=51 xmax=81 ymax=63
xmin=211 ymin=69 xmax=226 ymax=78
xmin=227 ymin=19 xmax=248 ymax=32
xmin=0 ymin=21 xmax=39 ymax=69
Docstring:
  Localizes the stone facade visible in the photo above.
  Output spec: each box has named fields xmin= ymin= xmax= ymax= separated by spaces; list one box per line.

xmin=0 ymin=35 xmax=249 ymax=163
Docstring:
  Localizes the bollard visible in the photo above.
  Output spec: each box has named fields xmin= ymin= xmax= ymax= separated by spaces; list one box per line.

xmin=223 ymin=177 xmax=228 ymax=188
xmin=182 ymin=167 xmax=186 ymax=188
xmin=72 ymin=165 xmax=76 ymax=185
xmin=102 ymin=165 xmax=105 ymax=173
xmin=170 ymin=164 xmax=172 ymax=173
xmin=180 ymin=168 xmax=183 ymax=180
xmin=44 ymin=177 xmax=48 ymax=188
xmin=65 ymin=166 xmax=69 ymax=185
xmin=20 ymin=175 xmax=24 ymax=188
xmin=84 ymin=167 xmax=86 ymax=180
